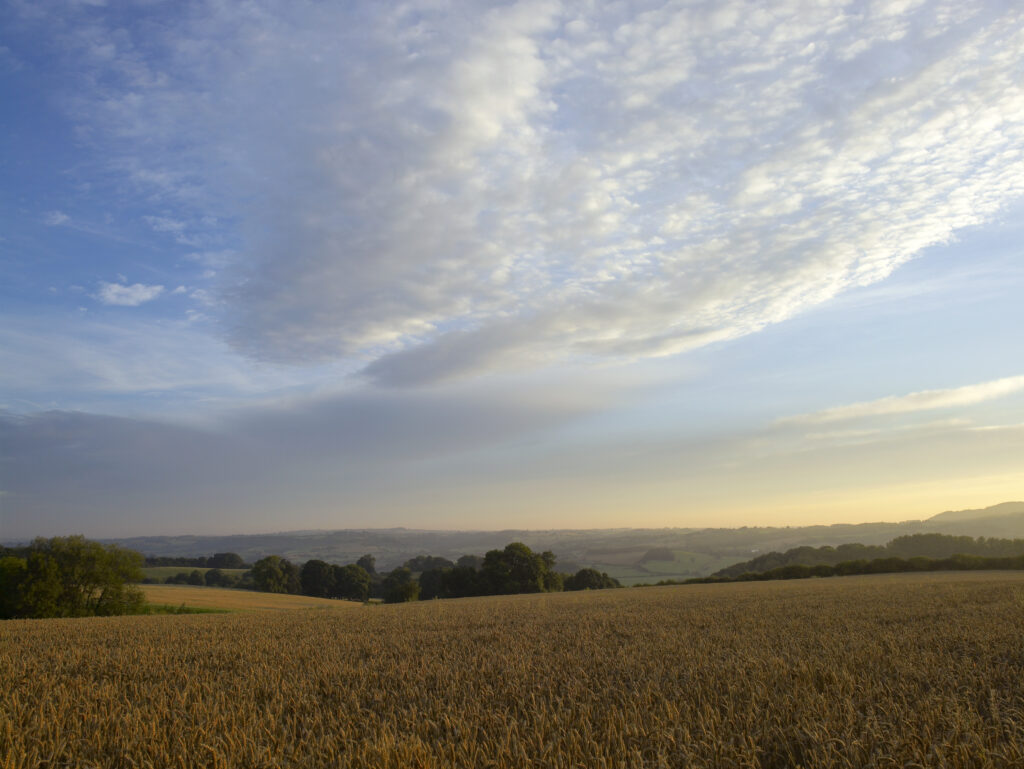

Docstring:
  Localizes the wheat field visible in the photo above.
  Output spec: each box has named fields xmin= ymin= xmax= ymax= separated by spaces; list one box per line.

xmin=3 ymin=572 xmax=1024 ymax=768
xmin=140 ymin=584 xmax=360 ymax=612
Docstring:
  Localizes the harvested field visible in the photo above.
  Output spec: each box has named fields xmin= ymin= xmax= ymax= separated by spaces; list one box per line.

xmin=141 ymin=583 xmax=360 ymax=611
xmin=3 ymin=572 xmax=1024 ymax=768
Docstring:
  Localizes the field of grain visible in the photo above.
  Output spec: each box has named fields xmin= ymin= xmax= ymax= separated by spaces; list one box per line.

xmin=4 ymin=572 xmax=1024 ymax=768
xmin=141 ymin=583 xmax=360 ymax=611
xmin=141 ymin=567 xmax=249 ymax=580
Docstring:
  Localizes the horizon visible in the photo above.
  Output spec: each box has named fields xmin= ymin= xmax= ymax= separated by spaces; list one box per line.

xmin=7 ymin=500 xmax=1024 ymax=544
xmin=2 ymin=1 xmax=1023 ymax=540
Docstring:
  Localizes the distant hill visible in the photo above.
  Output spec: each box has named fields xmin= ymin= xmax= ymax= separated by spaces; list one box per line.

xmin=9 ymin=501 xmax=1022 ymax=584
xmin=712 ymin=531 xmax=1024 ymax=579
xmin=927 ymin=501 xmax=1024 ymax=523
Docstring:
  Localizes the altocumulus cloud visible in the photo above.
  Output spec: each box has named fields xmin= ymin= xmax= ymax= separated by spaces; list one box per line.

xmin=96 ymin=282 xmax=165 ymax=307
xmin=37 ymin=0 xmax=1024 ymax=384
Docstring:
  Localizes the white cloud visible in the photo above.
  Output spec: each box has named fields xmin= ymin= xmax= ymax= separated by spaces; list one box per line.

xmin=97 ymin=282 xmax=165 ymax=307
xmin=27 ymin=1 xmax=1024 ymax=383
xmin=780 ymin=375 xmax=1024 ymax=425
xmin=43 ymin=210 xmax=69 ymax=226
xmin=143 ymin=215 xmax=184 ymax=234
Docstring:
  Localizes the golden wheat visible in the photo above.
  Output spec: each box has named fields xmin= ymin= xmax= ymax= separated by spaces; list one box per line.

xmin=140 ymin=584 xmax=361 ymax=612
xmin=3 ymin=572 xmax=1024 ymax=768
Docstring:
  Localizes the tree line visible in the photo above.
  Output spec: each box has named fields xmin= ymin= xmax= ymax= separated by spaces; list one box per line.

xmin=668 ymin=552 xmax=1024 ymax=586
xmin=248 ymin=543 xmax=622 ymax=603
xmin=144 ymin=553 xmax=249 ymax=569
xmin=712 ymin=533 xmax=1024 ymax=579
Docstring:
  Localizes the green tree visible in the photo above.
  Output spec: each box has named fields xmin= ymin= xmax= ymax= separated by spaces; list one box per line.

xmin=481 ymin=543 xmax=560 ymax=595
xmin=300 ymin=559 xmax=335 ymax=597
xmin=251 ymin=556 xmax=301 ymax=594
xmin=404 ymin=555 xmax=454 ymax=573
xmin=204 ymin=568 xmax=232 ymax=587
xmin=382 ymin=567 xmax=420 ymax=603
xmin=332 ymin=564 xmax=372 ymax=602
xmin=209 ymin=552 xmax=246 ymax=569
xmin=0 ymin=556 xmax=28 ymax=619
xmin=564 ymin=568 xmax=620 ymax=591
xmin=2 ymin=537 xmax=144 ymax=619
xmin=356 ymin=554 xmax=377 ymax=576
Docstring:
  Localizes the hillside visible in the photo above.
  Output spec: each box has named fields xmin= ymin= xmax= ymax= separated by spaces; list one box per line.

xmin=927 ymin=501 xmax=1024 ymax=523
xmin=712 ymin=531 xmax=1024 ymax=579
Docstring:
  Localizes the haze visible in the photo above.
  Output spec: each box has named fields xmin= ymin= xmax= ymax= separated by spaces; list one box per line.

xmin=1 ymin=0 xmax=1022 ymax=539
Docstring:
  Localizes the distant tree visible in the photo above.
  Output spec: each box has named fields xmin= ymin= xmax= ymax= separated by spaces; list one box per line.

xmin=456 ymin=554 xmax=484 ymax=571
xmin=441 ymin=565 xmax=480 ymax=598
xmin=382 ymin=567 xmax=420 ymax=603
xmin=252 ymin=556 xmax=301 ymax=594
xmin=418 ymin=568 xmax=448 ymax=600
xmin=481 ymin=543 xmax=560 ymax=595
xmin=356 ymin=554 xmax=377 ymax=576
xmin=300 ymin=559 xmax=336 ymax=598
xmin=564 ymin=568 xmax=621 ymax=591
xmin=204 ymin=568 xmax=234 ymax=588
xmin=209 ymin=552 xmax=246 ymax=569
xmin=332 ymin=564 xmax=372 ymax=602
xmin=187 ymin=569 xmax=205 ymax=586
xmin=404 ymin=555 xmax=454 ymax=573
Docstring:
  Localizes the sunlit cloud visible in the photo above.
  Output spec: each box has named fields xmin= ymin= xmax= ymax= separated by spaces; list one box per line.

xmin=780 ymin=376 xmax=1024 ymax=426
xmin=27 ymin=0 xmax=1024 ymax=384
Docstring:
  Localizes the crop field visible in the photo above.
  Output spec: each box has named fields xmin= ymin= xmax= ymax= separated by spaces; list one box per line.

xmin=4 ymin=572 xmax=1024 ymax=768
xmin=141 ymin=567 xmax=250 ymax=581
xmin=140 ymin=584 xmax=359 ymax=612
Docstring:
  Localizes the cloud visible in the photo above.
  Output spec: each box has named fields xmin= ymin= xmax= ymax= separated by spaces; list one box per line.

xmin=25 ymin=1 xmax=1024 ymax=383
xmin=780 ymin=375 xmax=1024 ymax=425
xmin=43 ymin=210 xmax=69 ymax=226
xmin=96 ymin=282 xmax=165 ymax=307
xmin=0 ymin=381 xmax=604 ymax=536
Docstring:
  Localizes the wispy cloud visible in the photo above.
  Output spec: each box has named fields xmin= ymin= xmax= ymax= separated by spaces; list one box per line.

xmin=19 ymin=1 xmax=1024 ymax=385
xmin=96 ymin=282 xmax=164 ymax=307
xmin=43 ymin=210 xmax=69 ymax=226
xmin=780 ymin=376 xmax=1024 ymax=426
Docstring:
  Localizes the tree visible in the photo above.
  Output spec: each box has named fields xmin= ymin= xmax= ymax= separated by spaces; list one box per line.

xmin=0 ymin=556 xmax=28 ymax=618
xmin=1 ymin=537 xmax=145 ymax=619
xmin=404 ymin=555 xmax=454 ymax=573
xmin=382 ymin=567 xmax=420 ymax=603
xmin=204 ymin=568 xmax=234 ymax=587
xmin=187 ymin=569 xmax=205 ymax=585
xmin=356 ymin=554 xmax=377 ymax=576
xmin=300 ymin=559 xmax=335 ymax=597
xmin=209 ymin=552 xmax=246 ymax=569
xmin=442 ymin=565 xmax=481 ymax=598
xmin=251 ymin=556 xmax=301 ymax=594
xmin=564 ymin=568 xmax=621 ymax=591
xmin=418 ymin=568 xmax=448 ymax=600
xmin=456 ymin=554 xmax=484 ymax=571
xmin=480 ymin=543 xmax=561 ymax=595
xmin=332 ymin=564 xmax=371 ymax=602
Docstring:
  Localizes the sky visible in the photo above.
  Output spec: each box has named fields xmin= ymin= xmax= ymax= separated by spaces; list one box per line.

xmin=1 ymin=0 xmax=1023 ymax=539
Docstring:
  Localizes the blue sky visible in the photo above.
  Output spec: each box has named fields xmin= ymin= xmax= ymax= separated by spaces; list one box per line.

xmin=2 ymin=0 xmax=1023 ymax=538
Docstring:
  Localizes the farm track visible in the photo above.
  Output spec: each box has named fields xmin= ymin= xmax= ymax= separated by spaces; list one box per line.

xmin=3 ymin=572 xmax=1024 ymax=768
